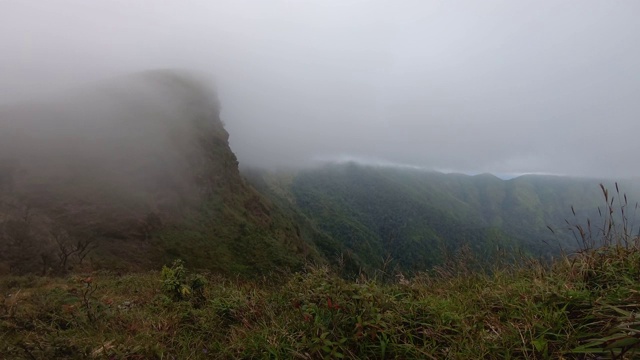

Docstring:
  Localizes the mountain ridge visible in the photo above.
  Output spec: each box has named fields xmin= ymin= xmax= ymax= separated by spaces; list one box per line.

xmin=2 ymin=72 xmax=638 ymax=277
xmin=0 ymin=70 xmax=321 ymax=275
xmin=246 ymin=162 xmax=640 ymax=273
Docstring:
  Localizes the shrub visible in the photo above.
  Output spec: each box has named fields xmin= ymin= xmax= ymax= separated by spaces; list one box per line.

xmin=160 ymin=260 xmax=206 ymax=304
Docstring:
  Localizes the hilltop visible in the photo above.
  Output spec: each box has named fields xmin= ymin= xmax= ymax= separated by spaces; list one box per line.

xmin=0 ymin=71 xmax=322 ymax=275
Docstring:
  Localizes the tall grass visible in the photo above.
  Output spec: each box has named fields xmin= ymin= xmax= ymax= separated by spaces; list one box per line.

xmin=560 ymin=183 xmax=640 ymax=251
xmin=1 ymin=184 xmax=640 ymax=359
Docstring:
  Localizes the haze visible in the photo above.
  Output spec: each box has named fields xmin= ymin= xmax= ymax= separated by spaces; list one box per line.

xmin=1 ymin=0 xmax=639 ymax=178
xmin=0 ymin=72 xmax=222 ymax=214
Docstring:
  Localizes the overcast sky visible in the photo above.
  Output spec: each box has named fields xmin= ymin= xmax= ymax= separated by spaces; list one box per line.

xmin=1 ymin=0 xmax=639 ymax=178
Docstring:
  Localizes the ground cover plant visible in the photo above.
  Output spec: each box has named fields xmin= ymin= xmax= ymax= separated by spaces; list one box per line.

xmin=2 ymin=184 xmax=640 ymax=359
xmin=1 ymin=242 xmax=640 ymax=359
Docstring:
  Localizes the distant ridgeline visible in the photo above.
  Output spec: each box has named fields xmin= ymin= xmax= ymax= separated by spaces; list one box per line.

xmin=1 ymin=71 xmax=638 ymax=277
xmin=0 ymin=70 xmax=322 ymax=275
xmin=246 ymin=164 xmax=640 ymax=274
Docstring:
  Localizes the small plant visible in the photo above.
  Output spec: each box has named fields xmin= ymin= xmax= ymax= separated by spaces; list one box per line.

xmin=160 ymin=259 xmax=206 ymax=304
xmin=80 ymin=276 xmax=99 ymax=323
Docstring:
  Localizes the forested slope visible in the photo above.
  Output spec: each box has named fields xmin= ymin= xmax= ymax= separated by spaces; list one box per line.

xmin=248 ymin=163 xmax=640 ymax=272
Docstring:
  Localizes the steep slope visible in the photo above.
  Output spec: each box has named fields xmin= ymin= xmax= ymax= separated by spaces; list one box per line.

xmin=244 ymin=168 xmax=364 ymax=276
xmin=249 ymin=165 xmax=513 ymax=273
xmin=289 ymin=164 xmax=513 ymax=272
xmin=248 ymin=163 xmax=640 ymax=273
xmin=0 ymin=70 xmax=321 ymax=275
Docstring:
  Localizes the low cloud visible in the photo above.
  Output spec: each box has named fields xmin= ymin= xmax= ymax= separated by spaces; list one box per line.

xmin=1 ymin=0 xmax=639 ymax=178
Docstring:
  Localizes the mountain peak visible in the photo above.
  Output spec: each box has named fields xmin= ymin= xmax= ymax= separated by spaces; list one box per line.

xmin=0 ymin=71 xmax=317 ymax=275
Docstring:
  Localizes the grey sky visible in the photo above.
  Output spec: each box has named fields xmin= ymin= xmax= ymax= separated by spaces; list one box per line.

xmin=1 ymin=1 xmax=639 ymax=178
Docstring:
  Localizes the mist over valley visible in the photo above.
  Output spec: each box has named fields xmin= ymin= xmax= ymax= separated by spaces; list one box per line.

xmin=2 ymin=1 xmax=640 ymax=358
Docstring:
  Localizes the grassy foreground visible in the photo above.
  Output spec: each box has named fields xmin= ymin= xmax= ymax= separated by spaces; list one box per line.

xmin=2 ymin=244 xmax=640 ymax=359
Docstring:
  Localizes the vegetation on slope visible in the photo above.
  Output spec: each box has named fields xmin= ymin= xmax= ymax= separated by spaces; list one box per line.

xmin=2 ymin=70 xmax=639 ymax=358
xmin=3 ymin=239 xmax=640 ymax=359
xmin=0 ymin=71 xmax=321 ymax=276
xmin=2 ymin=183 xmax=639 ymax=358
xmin=248 ymin=163 xmax=640 ymax=273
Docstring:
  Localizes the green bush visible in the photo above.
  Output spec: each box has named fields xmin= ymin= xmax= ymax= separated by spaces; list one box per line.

xmin=160 ymin=260 xmax=206 ymax=304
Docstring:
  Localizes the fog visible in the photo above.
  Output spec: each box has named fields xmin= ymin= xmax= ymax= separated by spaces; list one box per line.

xmin=1 ymin=0 xmax=640 ymax=178
xmin=0 ymin=71 xmax=223 ymax=210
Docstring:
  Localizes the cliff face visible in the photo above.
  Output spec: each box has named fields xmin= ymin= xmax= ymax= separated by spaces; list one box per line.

xmin=0 ymin=70 xmax=319 ymax=275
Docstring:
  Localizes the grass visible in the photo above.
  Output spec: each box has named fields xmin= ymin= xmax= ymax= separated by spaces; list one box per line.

xmin=2 ymin=241 xmax=640 ymax=359
xmin=2 ymin=183 xmax=640 ymax=359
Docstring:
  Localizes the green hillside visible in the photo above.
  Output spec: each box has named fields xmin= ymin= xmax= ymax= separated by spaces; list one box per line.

xmin=248 ymin=163 xmax=640 ymax=273
xmin=2 ymin=71 xmax=640 ymax=358
xmin=3 ymin=70 xmax=634 ymax=279
xmin=4 ymin=238 xmax=640 ymax=359
xmin=0 ymin=71 xmax=321 ymax=276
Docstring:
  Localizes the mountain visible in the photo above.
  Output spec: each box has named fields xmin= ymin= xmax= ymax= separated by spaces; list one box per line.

xmin=2 ymin=71 xmax=637 ymax=277
xmin=247 ymin=163 xmax=640 ymax=273
xmin=0 ymin=70 xmax=322 ymax=275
